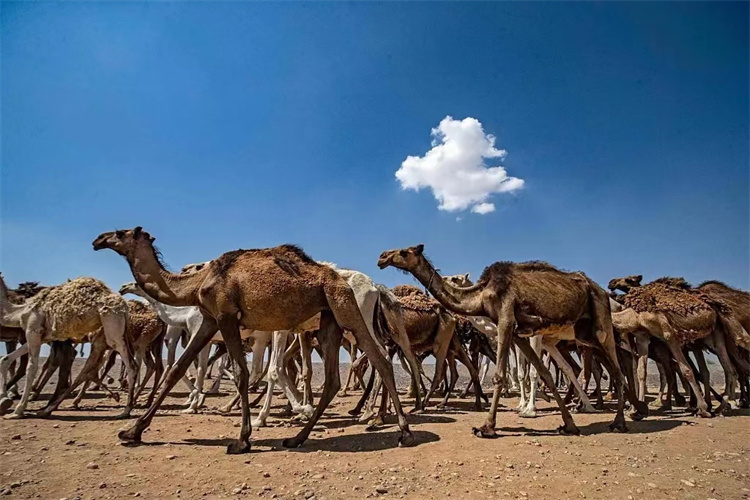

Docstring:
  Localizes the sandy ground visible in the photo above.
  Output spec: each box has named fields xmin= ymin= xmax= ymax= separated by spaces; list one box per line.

xmin=1 ymin=360 xmax=749 ymax=500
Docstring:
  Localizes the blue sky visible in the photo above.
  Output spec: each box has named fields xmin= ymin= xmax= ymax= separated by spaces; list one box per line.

xmin=2 ymin=1 xmax=748 ymax=299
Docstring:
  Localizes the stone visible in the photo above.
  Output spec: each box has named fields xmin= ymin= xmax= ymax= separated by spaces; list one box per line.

xmin=86 ymin=462 xmax=99 ymax=470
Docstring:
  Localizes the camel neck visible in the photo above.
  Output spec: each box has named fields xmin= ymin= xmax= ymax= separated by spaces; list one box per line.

xmin=410 ymin=258 xmax=484 ymax=316
xmin=125 ymin=242 xmax=207 ymax=307
xmin=0 ymin=278 xmax=28 ymax=328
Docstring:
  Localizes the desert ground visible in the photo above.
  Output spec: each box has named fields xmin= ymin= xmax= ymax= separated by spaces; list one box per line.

xmin=1 ymin=360 xmax=748 ymax=500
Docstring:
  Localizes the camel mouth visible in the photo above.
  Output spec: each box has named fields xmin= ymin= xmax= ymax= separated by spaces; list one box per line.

xmin=377 ymin=258 xmax=390 ymax=269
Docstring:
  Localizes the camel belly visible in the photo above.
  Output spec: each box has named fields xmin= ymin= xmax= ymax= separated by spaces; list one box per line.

xmin=523 ymin=323 xmax=576 ymax=340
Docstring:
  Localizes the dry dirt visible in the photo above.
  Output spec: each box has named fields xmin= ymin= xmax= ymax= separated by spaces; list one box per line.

xmin=1 ymin=361 xmax=749 ymax=500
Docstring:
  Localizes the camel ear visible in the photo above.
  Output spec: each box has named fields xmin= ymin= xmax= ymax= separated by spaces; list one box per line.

xmin=463 ymin=273 xmax=470 ymax=280
xmin=634 ymin=275 xmax=643 ymax=284
xmin=134 ymin=226 xmax=143 ymax=236
xmin=415 ymin=244 xmax=424 ymax=255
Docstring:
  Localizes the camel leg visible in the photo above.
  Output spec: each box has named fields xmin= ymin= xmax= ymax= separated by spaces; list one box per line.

xmin=30 ymin=347 xmax=61 ymax=401
xmin=711 ymin=329 xmax=738 ymax=405
xmin=97 ymin=350 xmax=117 ymax=389
xmin=634 ymin=333 xmax=650 ymax=401
xmin=40 ymin=342 xmax=77 ymax=410
xmin=100 ymin=313 xmax=138 ymax=419
xmin=692 ymin=349 xmax=714 ymax=413
xmin=340 ymin=341 xmax=357 ymax=396
xmin=5 ymin=328 xmax=42 ymax=419
xmin=474 ymin=307 xmax=515 ymax=438
xmin=516 ymin=337 xmax=580 ymax=434
xmin=349 ymin=366 xmax=376 ymax=416
xmin=118 ymin=315 xmax=218 ymax=445
xmin=252 ymin=332 xmax=288 ymax=428
xmin=184 ymin=344 xmax=210 ymax=413
xmin=546 ymin=341 xmax=596 ymax=413
xmin=656 ymin=360 xmax=667 ymax=404
xmin=145 ymin=337 xmax=164 ymax=407
xmin=667 ymin=342 xmax=711 ymax=418
xmin=453 ymin=338 xmax=487 ymax=410
xmin=439 ymin=351 xmax=459 ymax=408
xmin=283 ymin=313 xmax=343 ymax=448
xmin=0 ymin=344 xmax=30 ymax=406
xmin=520 ymin=337 xmax=542 ymax=417
xmin=39 ymin=337 xmax=108 ymax=415
xmin=299 ymin=332 xmax=314 ymax=408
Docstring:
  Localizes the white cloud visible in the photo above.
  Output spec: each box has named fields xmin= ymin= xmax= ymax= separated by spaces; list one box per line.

xmin=395 ymin=116 xmax=524 ymax=214
xmin=471 ymin=202 xmax=496 ymax=214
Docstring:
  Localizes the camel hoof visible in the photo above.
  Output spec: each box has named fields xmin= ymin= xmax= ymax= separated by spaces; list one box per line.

xmin=739 ymin=398 xmax=749 ymax=409
xmin=251 ymin=419 xmax=265 ymax=428
xmin=518 ymin=410 xmax=537 ymax=418
xmin=408 ymin=407 xmax=423 ymax=415
xmin=365 ymin=417 xmax=384 ymax=431
xmin=110 ymin=393 xmax=121 ymax=403
xmin=628 ymin=410 xmax=645 ymax=421
xmin=603 ymin=393 xmax=614 ymax=401
xmin=282 ymin=437 xmax=303 ymax=449
xmin=472 ymin=425 xmax=499 ymax=439
xmin=473 ymin=404 xmax=483 ymax=412
xmin=558 ymin=424 xmax=580 ymax=436
xmin=118 ymin=427 xmax=143 ymax=444
xmin=116 ymin=410 xmax=132 ymax=420
xmin=36 ymin=409 xmax=53 ymax=418
xmin=697 ymin=409 xmax=712 ymax=419
xmin=181 ymin=407 xmax=198 ymax=415
xmin=608 ymin=421 xmax=628 ymax=433
xmin=398 ymin=432 xmax=416 ymax=447
xmin=347 ymin=408 xmax=361 ymax=417
xmin=4 ymin=411 xmax=24 ymax=420
xmin=226 ymin=440 xmax=251 ymax=455
xmin=674 ymin=396 xmax=687 ymax=407
xmin=0 ymin=398 xmax=14 ymax=415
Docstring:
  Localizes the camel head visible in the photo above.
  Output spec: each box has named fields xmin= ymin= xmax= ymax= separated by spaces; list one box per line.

xmin=118 ymin=281 xmax=141 ymax=296
xmin=92 ymin=226 xmax=155 ymax=257
xmin=445 ymin=273 xmax=472 ymax=287
xmin=607 ymin=275 xmax=642 ymax=294
xmin=377 ymin=244 xmax=425 ymax=271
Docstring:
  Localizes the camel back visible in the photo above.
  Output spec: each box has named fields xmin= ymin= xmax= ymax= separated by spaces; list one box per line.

xmin=32 ymin=278 xmax=127 ymax=340
xmin=392 ymin=285 xmax=440 ymax=312
xmin=622 ymin=282 xmax=719 ymax=316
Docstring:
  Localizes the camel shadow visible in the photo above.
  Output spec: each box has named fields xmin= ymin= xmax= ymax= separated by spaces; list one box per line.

xmin=180 ymin=429 xmax=440 ymax=453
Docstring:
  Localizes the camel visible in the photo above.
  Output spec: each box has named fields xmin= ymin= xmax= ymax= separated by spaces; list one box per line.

xmin=119 ymin=282 xmax=273 ymax=413
xmin=354 ymin=285 xmax=486 ymax=424
xmin=446 ymin=273 xmax=598 ymax=415
xmin=93 ymin=227 xmax=413 ymax=453
xmin=608 ymin=278 xmax=725 ymax=417
xmin=609 ymin=276 xmax=750 ymax=413
xmin=0 ymin=281 xmax=45 ymax=399
xmin=0 ymin=275 xmax=138 ymax=419
xmin=378 ymin=244 xmax=646 ymax=438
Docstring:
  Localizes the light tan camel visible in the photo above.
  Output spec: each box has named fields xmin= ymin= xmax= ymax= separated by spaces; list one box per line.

xmin=92 ymin=226 xmax=413 ymax=453
xmin=0 ymin=275 xmax=138 ymax=418
xmin=378 ymin=244 xmax=646 ymax=438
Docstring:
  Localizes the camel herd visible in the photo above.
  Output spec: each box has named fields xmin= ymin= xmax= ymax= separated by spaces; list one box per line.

xmin=0 ymin=226 xmax=748 ymax=455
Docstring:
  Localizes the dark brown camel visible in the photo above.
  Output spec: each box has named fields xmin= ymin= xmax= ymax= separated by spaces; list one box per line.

xmin=378 ymin=244 xmax=647 ymax=438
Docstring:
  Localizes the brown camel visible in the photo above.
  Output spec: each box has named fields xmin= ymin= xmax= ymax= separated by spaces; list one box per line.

xmin=391 ymin=285 xmax=486 ymax=410
xmin=92 ymin=226 xmax=413 ymax=453
xmin=355 ymin=285 xmax=487 ymax=424
xmin=610 ymin=276 xmax=750 ymax=410
xmin=608 ymin=278 xmax=729 ymax=417
xmin=63 ymin=300 xmax=167 ymax=411
xmin=378 ymin=244 xmax=646 ymax=438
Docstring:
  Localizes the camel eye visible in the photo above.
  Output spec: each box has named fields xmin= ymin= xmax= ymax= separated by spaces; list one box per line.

xmin=399 ymin=250 xmax=407 ymax=256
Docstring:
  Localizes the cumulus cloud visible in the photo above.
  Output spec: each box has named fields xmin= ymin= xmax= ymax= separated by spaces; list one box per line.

xmin=395 ymin=116 xmax=524 ymax=214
